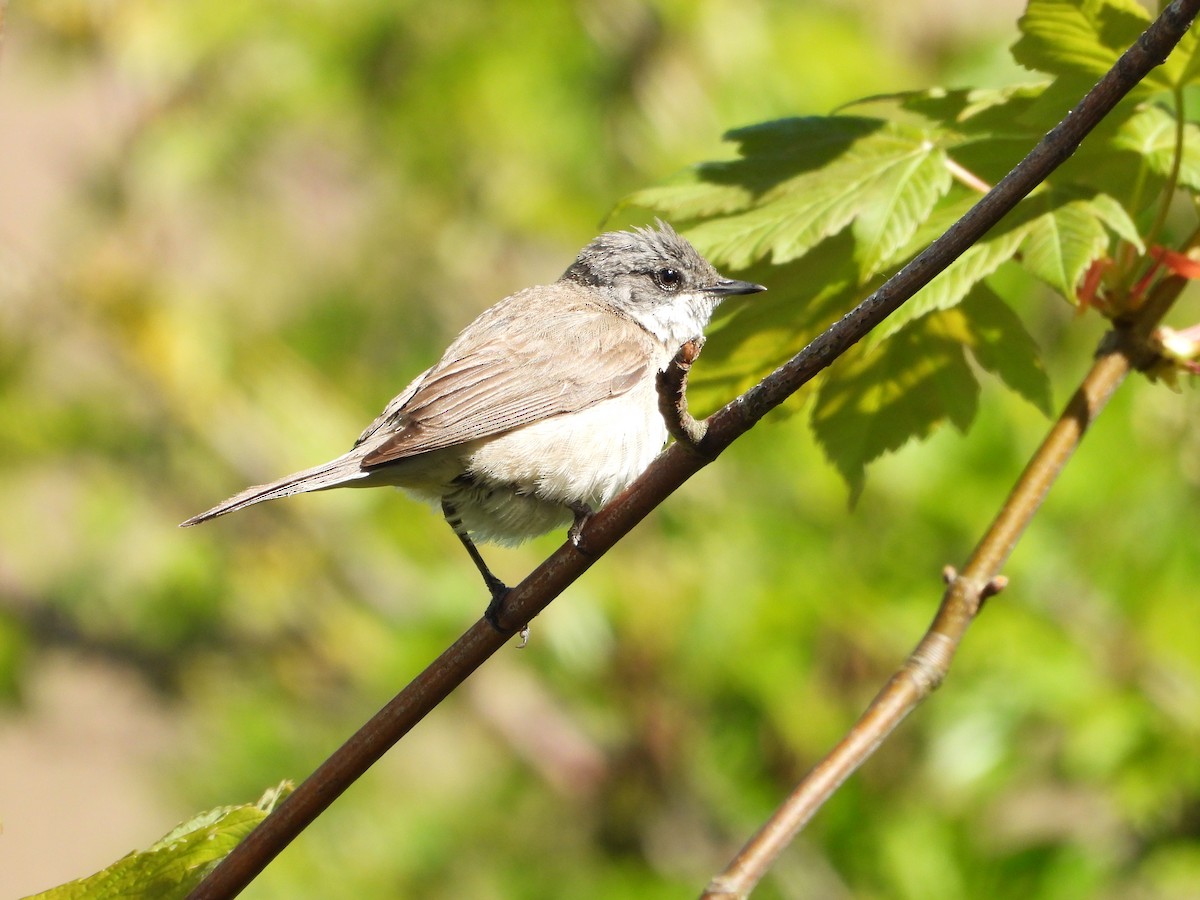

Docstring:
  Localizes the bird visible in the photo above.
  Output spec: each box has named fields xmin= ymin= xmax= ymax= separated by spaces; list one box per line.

xmin=182 ymin=221 xmax=765 ymax=627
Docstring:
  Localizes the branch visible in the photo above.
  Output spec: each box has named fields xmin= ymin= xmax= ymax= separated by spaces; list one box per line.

xmin=702 ymin=274 xmax=1188 ymax=900
xmin=657 ymin=337 xmax=709 ymax=448
xmin=188 ymin=3 xmax=1200 ymax=897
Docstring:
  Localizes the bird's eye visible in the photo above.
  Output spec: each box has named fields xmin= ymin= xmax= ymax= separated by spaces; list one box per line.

xmin=654 ymin=267 xmax=682 ymax=290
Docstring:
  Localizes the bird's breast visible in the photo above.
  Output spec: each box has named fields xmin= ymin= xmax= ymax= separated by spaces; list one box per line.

xmin=465 ymin=374 xmax=667 ymax=511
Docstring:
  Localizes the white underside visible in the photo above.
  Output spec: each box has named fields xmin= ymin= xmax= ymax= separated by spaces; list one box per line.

xmin=390 ymin=374 xmax=668 ymax=544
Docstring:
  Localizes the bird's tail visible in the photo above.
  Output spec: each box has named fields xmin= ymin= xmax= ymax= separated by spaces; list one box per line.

xmin=180 ymin=451 xmax=372 ymax=526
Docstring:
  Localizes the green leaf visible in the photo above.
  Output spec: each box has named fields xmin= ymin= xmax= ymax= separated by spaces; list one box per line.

xmin=1014 ymin=0 xmax=1199 ymax=91
xmin=1011 ymin=0 xmax=1168 ymax=92
xmin=852 ymin=139 xmax=953 ymax=280
xmin=683 ymin=231 xmax=863 ymax=414
xmin=616 ymin=168 xmax=757 ymax=222
xmin=1109 ymin=104 xmax=1200 ymax=192
xmin=938 ymin=287 xmax=1054 ymax=415
xmin=628 ymin=117 xmax=951 ymax=277
xmin=892 ymin=83 xmax=1050 ymax=137
xmin=26 ymin=784 xmax=290 ymax=900
xmin=1085 ymin=191 xmax=1144 ymax=252
xmin=1018 ymin=195 xmax=1112 ymax=302
xmin=873 ymin=195 xmax=1032 ymax=341
xmin=1179 ymin=28 xmax=1200 ymax=86
xmin=848 ymin=85 xmax=1054 ymax=185
xmin=811 ymin=316 xmax=979 ymax=502
xmin=810 ymin=287 xmax=1051 ymax=500
xmin=621 ymin=117 xmax=882 ymax=223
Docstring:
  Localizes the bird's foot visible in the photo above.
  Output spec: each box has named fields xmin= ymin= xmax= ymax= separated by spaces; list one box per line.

xmin=567 ymin=502 xmax=594 ymax=548
xmin=483 ymin=581 xmax=511 ymax=631
xmin=483 ymin=582 xmax=528 ymax=647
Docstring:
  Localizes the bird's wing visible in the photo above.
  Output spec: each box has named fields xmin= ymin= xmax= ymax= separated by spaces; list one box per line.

xmin=360 ymin=292 xmax=658 ymax=468
xmin=353 ymin=368 xmax=430 ymax=447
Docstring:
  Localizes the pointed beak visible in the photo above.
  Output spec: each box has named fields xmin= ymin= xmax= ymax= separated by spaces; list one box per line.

xmin=703 ymin=277 xmax=767 ymax=296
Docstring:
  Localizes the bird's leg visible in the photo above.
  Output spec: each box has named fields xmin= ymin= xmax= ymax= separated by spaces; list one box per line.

xmin=440 ymin=499 xmax=516 ymax=635
xmin=567 ymin=501 xmax=595 ymax=547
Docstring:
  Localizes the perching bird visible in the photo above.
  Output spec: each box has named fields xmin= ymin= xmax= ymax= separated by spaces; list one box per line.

xmin=182 ymin=221 xmax=764 ymax=624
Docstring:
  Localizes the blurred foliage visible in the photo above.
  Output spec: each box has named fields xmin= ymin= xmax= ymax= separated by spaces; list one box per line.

xmin=2 ymin=1 xmax=1199 ymax=899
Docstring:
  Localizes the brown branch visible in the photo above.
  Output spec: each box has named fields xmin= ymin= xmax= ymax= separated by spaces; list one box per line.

xmin=188 ymin=2 xmax=1200 ymax=897
xmin=702 ymin=277 xmax=1188 ymax=899
xmin=657 ymin=337 xmax=709 ymax=448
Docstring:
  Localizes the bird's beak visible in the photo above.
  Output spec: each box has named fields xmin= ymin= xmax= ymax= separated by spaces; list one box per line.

xmin=703 ymin=278 xmax=767 ymax=296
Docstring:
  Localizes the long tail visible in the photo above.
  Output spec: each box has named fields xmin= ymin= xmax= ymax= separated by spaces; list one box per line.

xmin=180 ymin=450 xmax=372 ymax=526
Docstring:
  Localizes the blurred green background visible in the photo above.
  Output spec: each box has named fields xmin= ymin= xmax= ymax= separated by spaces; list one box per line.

xmin=2 ymin=1 xmax=1199 ymax=897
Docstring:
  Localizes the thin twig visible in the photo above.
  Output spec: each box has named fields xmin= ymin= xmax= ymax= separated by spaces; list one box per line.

xmin=702 ymin=275 xmax=1188 ymax=899
xmin=944 ymin=157 xmax=993 ymax=194
xmin=187 ymin=3 xmax=1200 ymax=897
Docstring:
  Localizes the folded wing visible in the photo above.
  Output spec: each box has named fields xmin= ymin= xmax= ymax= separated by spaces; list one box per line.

xmin=361 ymin=292 xmax=657 ymax=467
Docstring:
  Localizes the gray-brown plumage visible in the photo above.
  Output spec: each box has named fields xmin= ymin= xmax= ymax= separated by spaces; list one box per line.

xmin=182 ymin=221 xmax=764 ymax=608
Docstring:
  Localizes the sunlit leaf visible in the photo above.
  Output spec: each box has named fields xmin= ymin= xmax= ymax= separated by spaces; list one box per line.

xmin=1109 ymin=104 xmax=1200 ymax=192
xmin=1019 ymin=196 xmax=1112 ymax=302
xmin=852 ymin=139 xmax=953 ymax=279
xmin=1179 ymin=28 xmax=1200 ymax=85
xmin=629 ymin=118 xmax=951 ymax=276
xmin=27 ymin=785 xmax=289 ymax=900
xmin=1011 ymin=0 xmax=1173 ymax=93
xmin=893 ymin=83 xmax=1050 ymax=136
xmin=621 ymin=117 xmax=883 ymax=224
xmin=1085 ymin=191 xmax=1144 ymax=252
xmin=618 ymin=168 xmax=759 ymax=223
xmin=682 ymin=232 xmax=863 ymax=414
xmin=873 ymin=196 xmax=1032 ymax=341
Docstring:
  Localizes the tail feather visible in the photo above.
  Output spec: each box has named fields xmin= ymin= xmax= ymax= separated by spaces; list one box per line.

xmin=180 ymin=451 xmax=371 ymax=526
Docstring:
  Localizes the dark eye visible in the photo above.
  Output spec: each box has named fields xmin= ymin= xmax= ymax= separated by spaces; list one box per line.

xmin=654 ymin=267 xmax=682 ymax=290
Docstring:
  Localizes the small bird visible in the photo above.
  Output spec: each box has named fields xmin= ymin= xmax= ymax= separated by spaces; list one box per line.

xmin=182 ymin=221 xmax=764 ymax=625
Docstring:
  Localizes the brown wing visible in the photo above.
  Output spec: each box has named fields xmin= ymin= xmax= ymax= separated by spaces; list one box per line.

xmin=353 ymin=368 xmax=430 ymax=448
xmin=360 ymin=286 xmax=657 ymax=467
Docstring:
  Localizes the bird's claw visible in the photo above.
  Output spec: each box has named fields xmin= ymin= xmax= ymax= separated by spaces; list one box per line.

xmin=567 ymin=502 xmax=594 ymax=548
xmin=483 ymin=583 xmax=529 ymax=647
xmin=484 ymin=582 xmax=511 ymax=630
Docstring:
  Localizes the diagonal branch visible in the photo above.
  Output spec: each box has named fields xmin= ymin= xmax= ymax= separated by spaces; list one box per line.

xmin=187 ymin=2 xmax=1200 ymax=897
xmin=702 ymin=274 xmax=1188 ymax=900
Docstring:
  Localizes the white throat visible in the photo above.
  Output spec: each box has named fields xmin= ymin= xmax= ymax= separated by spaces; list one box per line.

xmin=630 ymin=292 xmax=719 ymax=348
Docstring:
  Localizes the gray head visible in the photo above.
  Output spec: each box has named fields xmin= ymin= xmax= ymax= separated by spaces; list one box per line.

xmin=562 ymin=220 xmax=765 ymax=345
